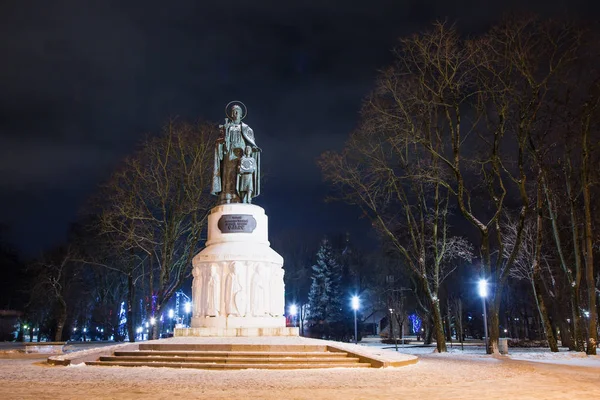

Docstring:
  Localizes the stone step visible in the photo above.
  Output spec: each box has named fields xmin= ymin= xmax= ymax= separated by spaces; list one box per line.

xmin=114 ymin=350 xmax=348 ymax=358
xmin=100 ymin=355 xmax=359 ymax=364
xmin=85 ymin=360 xmax=372 ymax=369
xmin=138 ymin=344 xmax=327 ymax=352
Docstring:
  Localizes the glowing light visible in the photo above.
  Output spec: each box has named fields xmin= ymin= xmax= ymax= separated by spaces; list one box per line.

xmin=145 ymin=322 xmax=149 ymax=328
xmin=83 ymin=328 xmax=87 ymax=333
xmin=73 ymin=328 xmax=77 ymax=332
xmin=351 ymin=296 xmax=360 ymax=311
xmin=289 ymin=304 xmax=298 ymax=316
xmin=168 ymin=309 xmax=174 ymax=319
xmin=478 ymin=279 xmax=488 ymax=298
xmin=185 ymin=302 xmax=192 ymax=314
xmin=150 ymin=317 xmax=156 ymax=325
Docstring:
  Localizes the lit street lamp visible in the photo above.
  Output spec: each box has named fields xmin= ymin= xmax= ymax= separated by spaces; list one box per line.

xmin=352 ymin=296 xmax=360 ymax=344
xmin=184 ymin=301 xmax=192 ymax=326
xmin=478 ymin=279 xmax=489 ymax=353
xmin=289 ymin=304 xmax=298 ymax=328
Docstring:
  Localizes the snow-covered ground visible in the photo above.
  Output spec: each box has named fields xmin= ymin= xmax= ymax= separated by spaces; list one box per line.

xmin=1 ymin=340 xmax=599 ymax=399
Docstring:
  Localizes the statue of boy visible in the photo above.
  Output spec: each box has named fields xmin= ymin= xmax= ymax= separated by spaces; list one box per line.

xmin=237 ymin=145 xmax=257 ymax=204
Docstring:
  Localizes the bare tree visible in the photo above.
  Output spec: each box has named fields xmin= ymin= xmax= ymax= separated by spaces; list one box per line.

xmin=450 ymin=296 xmax=464 ymax=350
xmin=319 ymin=68 xmax=473 ymax=352
xmin=29 ymin=245 xmax=83 ymax=341
xmin=98 ymin=119 xmax=217 ymax=338
xmin=324 ymin=19 xmax=591 ymax=354
xmin=506 ymin=197 xmax=559 ymax=351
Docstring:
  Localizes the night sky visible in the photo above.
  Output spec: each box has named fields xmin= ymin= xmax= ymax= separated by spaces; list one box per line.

xmin=0 ymin=0 xmax=596 ymax=256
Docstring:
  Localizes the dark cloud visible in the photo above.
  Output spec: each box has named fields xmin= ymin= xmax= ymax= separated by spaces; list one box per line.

xmin=0 ymin=0 xmax=597 ymax=255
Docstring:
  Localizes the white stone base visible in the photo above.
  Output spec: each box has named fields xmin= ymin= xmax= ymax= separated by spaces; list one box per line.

xmin=175 ymin=327 xmax=299 ymax=337
xmin=190 ymin=203 xmax=287 ymax=332
xmin=191 ymin=315 xmax=286 ymax=329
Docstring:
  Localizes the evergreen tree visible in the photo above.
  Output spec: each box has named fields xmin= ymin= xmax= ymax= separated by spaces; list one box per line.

xmin=307 ymin=238 xmax=344 ymax=338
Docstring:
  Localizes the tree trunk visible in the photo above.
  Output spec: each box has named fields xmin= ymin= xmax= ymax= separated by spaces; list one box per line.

xmin=54 ymin=300 xmax=67 ymax=342
xmin=425 ymin=322 xmax=433 ymax=345
xmin=488 ymin=292 xmax=501 ymax=354
xmin=431 ymin=300 xmax=447 ymax=352
xmin=542 ymin=176 xmax=585 ymax=351
xmin=532 ymin=178 xmax=558 ymax=351
xmin=445 ymin=303 xmax=452 ymax=342
xmin=152 ymin=321 xmax=159 ymax=340
xmin=567 ymin=160 xmax=588 ymax=352
xmin=559 ymin=320 xmax=572 ymax=349
xmin=151 ymin=301 xmax=162 ymax=340
xmin=127 ymin=273 xmax=135 ymax=342
xmin=570 ymin=289 xmax=586 ymax=351
xmin=582 ymin=113 xmax=597 ymax=355
xmin=455 ymin=299 xmax=464 ymax=350
xmin=531 ymin=278 xmax=559 ymax=351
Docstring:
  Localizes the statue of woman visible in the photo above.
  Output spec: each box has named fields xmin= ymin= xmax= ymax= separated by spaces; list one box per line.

xmin=205 ymin=264 xmax=220 ymax=317
xmin=225 ymin=262 xmax=246 ymax=317
xmin=250 ymin=263 xmax=268 ymax=316
xmin=192 ymin=265 xmax=203 ymax=318
xmin=211 ymin=103 xmax=260 ymax=205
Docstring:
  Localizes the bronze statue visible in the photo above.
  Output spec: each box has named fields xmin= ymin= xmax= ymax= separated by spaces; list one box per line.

xmin=237 ymin=145 xmax=257 ymax=203
xmin=211 ymin=102 xmax=261 ymax=204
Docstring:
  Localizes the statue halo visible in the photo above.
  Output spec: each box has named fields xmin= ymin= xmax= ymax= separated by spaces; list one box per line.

xmin=225 ymin=100 xmax=247 ymax=120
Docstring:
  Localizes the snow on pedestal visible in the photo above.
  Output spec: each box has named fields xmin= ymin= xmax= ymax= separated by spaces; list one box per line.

xmin=175 ymin=203 xmax=297 ymax=337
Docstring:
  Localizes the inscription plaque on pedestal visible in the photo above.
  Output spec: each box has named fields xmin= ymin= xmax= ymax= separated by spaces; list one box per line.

xmin=218 ymin=214 xmax=257 ymax=233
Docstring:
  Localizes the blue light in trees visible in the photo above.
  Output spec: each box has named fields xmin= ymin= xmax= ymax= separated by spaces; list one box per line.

xmin=409 ymin=314 xmax=422 ymax=334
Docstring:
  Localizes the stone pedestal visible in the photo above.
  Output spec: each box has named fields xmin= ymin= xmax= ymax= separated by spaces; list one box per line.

xmin=176 ymin=203 xmax=295 ymax=337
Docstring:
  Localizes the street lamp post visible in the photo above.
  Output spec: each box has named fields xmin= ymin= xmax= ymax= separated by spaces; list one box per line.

xmin=389 ymin=308 xmax=398 ymax=351
xmin=352 ymin=296 xmax=359 ymax=344
xmin=478 ymin=279 xmax=489 ymax=354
